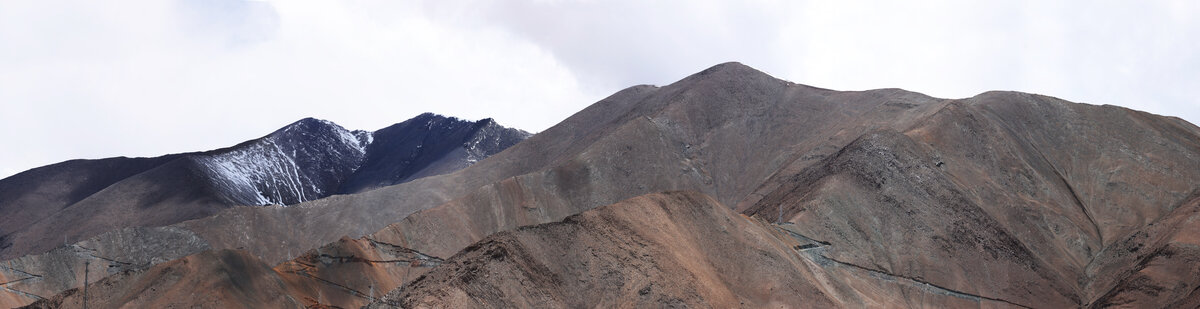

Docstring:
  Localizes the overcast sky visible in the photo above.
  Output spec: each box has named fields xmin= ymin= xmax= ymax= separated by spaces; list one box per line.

xmin=2 ymin=0 xmax=1197 ymax=179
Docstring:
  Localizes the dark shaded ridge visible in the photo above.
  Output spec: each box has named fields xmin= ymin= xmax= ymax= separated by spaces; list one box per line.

xmin=0 ymin=156 xmax=181 ymax=235
xmin=0 ymin=113 xmax=529 ymax=261
xmin=338 ymin=113 xmax=526 ymax=194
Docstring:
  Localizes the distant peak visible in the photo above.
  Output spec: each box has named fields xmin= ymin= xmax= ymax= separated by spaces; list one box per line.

xmin=681 ymin=61 xmax=778 ymax=84
xmin=415 ymin=112 xmax=440 ymax=118
xmin=699 ymin=61 xmax=754 ymax=74
xmin=412 ymin=112 xmax=466 ymax=123
xmin=271 ymin=117 xmax=349 ymax=137
xmin=698 ymin=61 xmax=770 ymax=77
xmin=288 ymin=117 xmax=335 ymax=127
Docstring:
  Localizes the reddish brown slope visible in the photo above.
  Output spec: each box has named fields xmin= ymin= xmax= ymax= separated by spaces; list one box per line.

xmin=22 ymin=192 xmax=1029 ymax=309
xmin=273 ymin=236 xmax=444 ymax=308
xmin=22 ymin=249 xmax=297 ymax=309
xmin=740 ymin=92 xmax=1200 ymax=307
xmin=1086 ymin=193 xmax=1200 ymax=308
xmin=381 ymin=191 xmax=835 ymax=308
xmin=369 ymin=191 xmax=1028 ymax=308
xmin=743 ymin=129 xmax=1080 ymax=307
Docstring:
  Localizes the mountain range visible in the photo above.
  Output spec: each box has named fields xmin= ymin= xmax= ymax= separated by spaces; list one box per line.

xmin=0 ymin=113 xmax=528 ymax=261
xmin=3 ymin=62 xmax=1200 ymax=308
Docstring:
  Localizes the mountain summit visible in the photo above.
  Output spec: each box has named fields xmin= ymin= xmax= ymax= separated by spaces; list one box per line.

xmin=339 ymin=113 xmax=529 ymax=194
xmin=193 ymin=117 xmax=372 ymax=206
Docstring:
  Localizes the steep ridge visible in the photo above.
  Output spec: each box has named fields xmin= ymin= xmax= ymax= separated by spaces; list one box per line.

xmin=743 ymin=129 xmax=1080 ymax=307
xmin=740 ymin=92 xmax=1200 ymax=306
xmin=0 ymin=114 xmax=526 ymax=260
xmin=193 ymin=117 xmax=373 ymax=206
xmin=339 ymin=113 xmax=530 ymax=194
xmin=0 ymin=114 xmax=527 ymax=307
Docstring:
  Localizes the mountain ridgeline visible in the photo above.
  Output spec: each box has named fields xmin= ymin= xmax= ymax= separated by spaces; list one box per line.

xmin=0 ymin=114 xmax=529 ymax=260
xmin=197 ymin=113 xmax=530 ymax=205
xmin=4 ymin=62 xmax=1200 ymax=308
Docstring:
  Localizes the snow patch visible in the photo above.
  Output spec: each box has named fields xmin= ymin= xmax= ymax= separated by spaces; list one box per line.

xmin=193 ymin=121 xmax=368 ymax=206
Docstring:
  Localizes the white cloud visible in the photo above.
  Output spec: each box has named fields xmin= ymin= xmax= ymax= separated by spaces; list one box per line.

xmin=0 ymin=0 xmax=592 ymax=178
xmin=1 ymin=0 xmax=1197 ymax=179
xmin=778 ymin=1 xmax=1200 ymax=123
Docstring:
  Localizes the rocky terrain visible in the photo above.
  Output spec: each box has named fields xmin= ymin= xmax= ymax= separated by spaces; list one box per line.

xmin=4 ymin=62 xmax=1199 ymax=308
xmin=371 ymin=191 xmax=1034 ymax=308
xmin=0 ymin=114 xmax=527 ymax=307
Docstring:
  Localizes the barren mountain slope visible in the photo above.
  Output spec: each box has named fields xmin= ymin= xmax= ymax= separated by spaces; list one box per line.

xmin=22 ymin=192 xmax=1024 ymax=309
xmin=315 ymin=62 xmax=949 ymax=264
xmin=11 ymin=62 xmax=1200 ymax=308
xmin=354 ymin=64 xmax=1197 ymax=308
xmin=0 ymin=84 xmax=667 ymax=305
xmin=0 ymin=156 xmax=181 ymax=254
xmin=739 ymin=92 xmax=1200 ymax=307
xmin=191 ymin=63 xmax=970 ymax=308
xmin=138 ymin=61 xmax=944 ymax=267
xmin=22 ymin=249 xmax=298 ymax=309
xmin=0 ymin=115 xmax=527 ymax=307
xmin=5 ymin=62 xmax=952 ymax=308
xmin=368 ymin=191 xmax=1030 ymax=308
